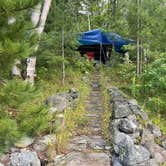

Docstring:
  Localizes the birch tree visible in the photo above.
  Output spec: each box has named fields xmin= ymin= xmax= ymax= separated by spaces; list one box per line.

xmin=26 ymin=0 xmax=52 ymax=84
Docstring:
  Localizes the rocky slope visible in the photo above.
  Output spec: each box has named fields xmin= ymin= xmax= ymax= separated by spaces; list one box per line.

xmin=109 ymin=87 xmax=166 ymax=166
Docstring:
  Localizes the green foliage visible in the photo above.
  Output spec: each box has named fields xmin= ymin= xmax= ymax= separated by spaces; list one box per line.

xmin=0 ymin=80 xmax=51 ymax=152
xmin=0 ymin=0 xmax=40 ymax=14
xmin=141 ymin=56 xmax=166 ymax=95
xmin=0 ymin=0 xmax=38 ymax=78
xmin=17 ymin=105 xmax=52 ymax=136
xmin=0 ymin=117 xmax=20 ymax=152
xmin=0 ymin=80 xmax=40 ymax=109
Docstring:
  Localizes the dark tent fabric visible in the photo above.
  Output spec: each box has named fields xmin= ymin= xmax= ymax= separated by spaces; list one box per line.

xmin=78 ymin=29 xmax=135 ymax=53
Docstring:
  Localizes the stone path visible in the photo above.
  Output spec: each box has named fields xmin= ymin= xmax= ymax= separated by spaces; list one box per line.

xmin=54 ymin=73 xmax=111 ymax=166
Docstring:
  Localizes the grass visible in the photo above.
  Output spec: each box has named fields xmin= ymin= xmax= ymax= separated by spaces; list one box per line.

xmin=100 ymin=68 xmax=112 ymax=142
xmin=41 ymin=69 xmax=92 ymax=154
xmin=102 ymin=63 xmax=166 ymax=135
xmin=55 ymin=84 xmax=90 ymax=154
xmin=0 ymin=65 xmax=92 ymax=153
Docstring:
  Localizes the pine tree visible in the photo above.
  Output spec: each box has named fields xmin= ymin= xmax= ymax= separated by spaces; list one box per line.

xmin=0 ymin=0 xmax=40 ymax=79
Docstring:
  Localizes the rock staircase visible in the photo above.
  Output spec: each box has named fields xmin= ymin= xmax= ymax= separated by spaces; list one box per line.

xmin=53 ymin=73 xmax=111 ymax=166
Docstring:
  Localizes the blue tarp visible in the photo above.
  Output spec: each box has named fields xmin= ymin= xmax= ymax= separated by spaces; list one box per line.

xmin=108 ymin=32 xmax=135 ymax=53
xmin=78 ymin=29 xmax=135 ymax=53
xmin=78 ymin=29 xmax=112 ymax=45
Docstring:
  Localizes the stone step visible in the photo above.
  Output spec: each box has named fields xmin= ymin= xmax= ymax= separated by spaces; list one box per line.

xmin=85 ymin=114 xmax=100 ymax=118
xmin=53 ymin=151 xmax=110 ymax=166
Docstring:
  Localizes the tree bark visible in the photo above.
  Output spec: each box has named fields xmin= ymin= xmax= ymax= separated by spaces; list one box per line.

xmin=62 ymin=28 xmax=65 ymax=85
xmin=112 ymin=0 xmax=117 ymax=17
xmin=136 ymin=0 xmax=140 ymax=75
xmin=26 ymin=0 xmax=52 ymax=84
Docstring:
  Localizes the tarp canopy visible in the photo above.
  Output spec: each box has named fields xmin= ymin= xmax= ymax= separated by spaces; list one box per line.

xmin=108 ymin=32 xmax=135 ymax=53
xmin=78 ymin=29 xmax=112 ymax=45
xmin=78 ymin=29 xmax=135 ymax=53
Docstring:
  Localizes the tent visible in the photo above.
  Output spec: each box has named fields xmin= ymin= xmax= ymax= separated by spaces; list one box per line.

xmin=77 ymin=29 xmax=135 ymax=63
xmin=78 ymin=29 xmax=112 ymax=63
xmin=107 ymin=32 xmax=135 ymax=53
xmin=78 ymin=29 xmax=112 ymax=45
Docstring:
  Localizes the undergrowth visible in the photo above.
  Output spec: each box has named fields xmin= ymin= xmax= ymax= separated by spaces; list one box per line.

xmin=100 ymin=68 xmax=112 ymax=142
xmin=55 ymin=80 xmax=90 ymax=154
xmin=0 ymin=58 xmax=93 ymax=153
xmin=102 ymin=59 xmax=166 ymax=135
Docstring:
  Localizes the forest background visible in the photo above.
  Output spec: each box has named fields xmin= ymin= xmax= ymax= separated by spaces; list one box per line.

xmin=0 ymin=0 xmax=165 ymax=153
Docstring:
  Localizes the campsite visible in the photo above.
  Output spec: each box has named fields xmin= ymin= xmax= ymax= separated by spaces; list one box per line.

xmin=0 ymin=0 xmax=166 ymax=166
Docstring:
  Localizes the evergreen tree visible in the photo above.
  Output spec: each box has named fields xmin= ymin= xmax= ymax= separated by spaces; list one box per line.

xmin=0 ymin=0 xmax=40 ymax=79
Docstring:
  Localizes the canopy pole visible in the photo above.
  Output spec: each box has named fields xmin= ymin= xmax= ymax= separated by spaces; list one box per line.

xmin=100 ymin=43 xmax=102 ymax=64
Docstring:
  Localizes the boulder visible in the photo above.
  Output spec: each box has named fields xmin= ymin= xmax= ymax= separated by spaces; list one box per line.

xmin=127 ymin=114 xmax=137 ymax=122
xmin=154 ymin=144 xmax=166 ymax=164
xmin=112 ymin=155 xmax=123 ymax=166
xmin=128 ymin=131 xmax=141 ymax=143
xmin=46 ymin=93 xmax=71 ymax=113
xmin=15 ymin=136 xmax=34 ymax=148
xmin=119 ymin=145 xmax=150 ymax=166
xmin=69 ymin=88 xmax=79 ymax=99
xmin=141 ymin=129 xmax=155 ymax=158
xmin=162 ymin=139 xmax=166 ymax=150
xmin=113 ymin=131 xmax=134 ymax=154
xmin=128 ymin=99 xmax=138 ymax=106
xmin=108 ymin=87 xmax=122 ymax=98
xmin=113 ymin=131 xmax=150 ymax=166
xmin=118 ymin=118 xmax=137 ymax=134
xmin=128 ymin=100 xmax=148 ymax=121
xmin=10 ymin=151 xmax=41 ymax=166
xmin=46 ymin=89 xmax=79 ymax=113
xmin=147 ymin=123 xmax=162 ymax=138
xmin=110 ymin=119 xmax=120 ymax=132
xmin=113 ymin=103 xmax=132 ymax=119
xmin=33 ymin=134 xmax=56 ymax=152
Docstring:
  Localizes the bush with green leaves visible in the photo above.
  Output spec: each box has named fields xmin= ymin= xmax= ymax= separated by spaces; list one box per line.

xmin=140 ymin=56 xmax=166 ymax=95
xmin=0 ymin=80 xmax=40 ymax=109
xmin=0 ymin=0 xmax=40 ymax=79
xmin=0 ymin=116 xmax=20 ymax=153
xmin=0 ymin=80 xmax=52 ymax=152
xmin=138 ymin=55 xmax=166 ymax=113
xmin=17 ymin=104 xmax=52 ymax=136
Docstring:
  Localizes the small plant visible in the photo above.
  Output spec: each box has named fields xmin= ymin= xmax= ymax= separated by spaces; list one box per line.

xmin=0 ymin=80 xmax=40 ymax=109
xmin=0 ymin=117 xmax=20 ymax=153
xmin=100 ymin=69 xmax=112 ymax=141
xmin=17 ymin=105 xmax=52 ymax=136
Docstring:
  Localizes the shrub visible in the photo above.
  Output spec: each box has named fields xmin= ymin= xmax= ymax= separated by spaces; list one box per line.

xmin=0 ymin=117 xmax=20 ymax=152
xmin=0 ymin=80 xmax=40 ymax=109
xmin=17 ymin=105 xmax=52 ymax=136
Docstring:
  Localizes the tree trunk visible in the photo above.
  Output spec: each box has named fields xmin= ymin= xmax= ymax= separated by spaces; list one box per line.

xmin=112 ymin=0 xmax=117 ymax=17
xmin=12 ymin=59 xmax=21 ymax=78
xmin=62 ymin=28 xmax=65 ymax=85
xmin=136 ymin=0 xmax=140 ymax=75
xmin=26 ymin=0 xmax=52 ymax=84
